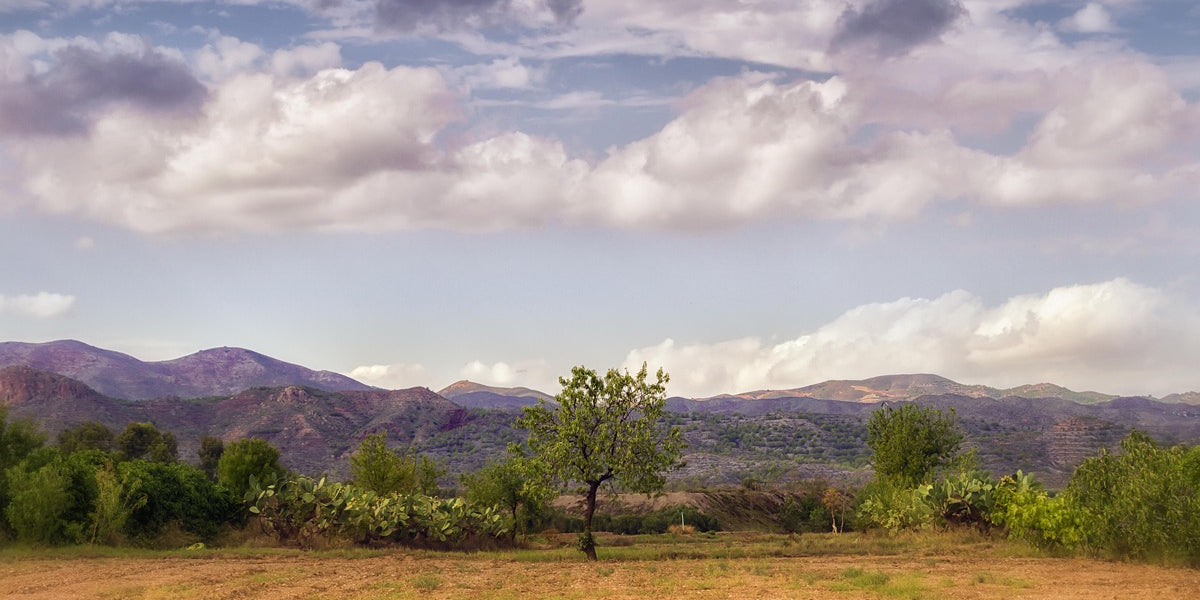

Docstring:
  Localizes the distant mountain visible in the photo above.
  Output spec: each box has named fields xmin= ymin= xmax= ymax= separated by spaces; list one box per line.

xmin=0 ymin=365 xmax=459 ymax=475
xmin=4 ymin=365 xmax=1200 ymax=488
xmin=0 ymin=340 xmax=374 ymax=400
xmin=711 ymin=373 xmax=1118 ymax=405
xmin=437 ymin=380 xmax=552 ymax=410
xmin=1163 ymin=392 xmax=1200 ymax=405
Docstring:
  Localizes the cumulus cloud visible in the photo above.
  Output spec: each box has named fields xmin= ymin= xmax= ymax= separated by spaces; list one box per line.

xmin=831 ymin=0 xmax=966 ymax=56
xmin=0 ymin=32 xmax=206 ymax=136
xmin=5 ymin=14 xmax=1200 ymax=235
xmin=624 ymin=279 xmax=1200 ymax=398
xmin=1059 ymin=3 xmax=1118 ymax=34
xmin=0 ymin=292 xmax=76 ymax=318
xmin=347 ymin=362 xmax=430 ymax=389
xmin=460 ymin=358 xmax=554 ymax=390
xmin=373 ymin=0 xmax=582 ymax=33
xmin=451 ymin=56 xmax=541 ymax=89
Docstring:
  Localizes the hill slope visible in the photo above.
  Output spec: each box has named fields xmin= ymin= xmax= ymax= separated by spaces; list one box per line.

xmin=0 ymin=366 xmax=456 ymax=475
xmin=0 ymin=340 xmax=373 ymax=400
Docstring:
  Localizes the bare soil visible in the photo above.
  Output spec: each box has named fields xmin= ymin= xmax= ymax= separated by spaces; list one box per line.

xmin=1 ymin=549 xmax=1196 ymax=600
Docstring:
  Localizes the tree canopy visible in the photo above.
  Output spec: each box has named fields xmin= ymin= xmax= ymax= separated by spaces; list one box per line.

xmin=867 ymin=403 xmax=963 ymax=486
xmin=518 ymin=363 xmax=683 ymax=560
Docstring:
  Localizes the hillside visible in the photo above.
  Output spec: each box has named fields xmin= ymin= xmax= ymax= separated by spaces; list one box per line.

xmin=0 ymin=366 xmax=456 ymax=476
xmin=0 ymin=340 xmax=374 ymax=400
xmin=437 ymin=380 xmax=551 ymax=410
xmin=714 ymin=373 xmax=1119 ymax=405
xmin=3 ymin=340 xmax=1199 ymax=487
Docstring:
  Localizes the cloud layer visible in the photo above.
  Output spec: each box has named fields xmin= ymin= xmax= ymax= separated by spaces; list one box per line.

xmin=2 ymin=0 xmax=1199 ymax=234
xmin=623 ymin=279 xmax=1200 ymax=398
xmin=0 ymin=292 xmax=76 ymax=318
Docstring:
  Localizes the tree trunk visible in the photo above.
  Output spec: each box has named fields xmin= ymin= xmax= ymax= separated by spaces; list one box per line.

xmin=581 ymin=481 xmax=600 ymax=561
xmin=511 ymin=503 xmax=519 ymax=542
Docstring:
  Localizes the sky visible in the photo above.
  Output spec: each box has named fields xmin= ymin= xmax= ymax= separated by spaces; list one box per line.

xmin=1 ymin=0 xmax=1199 ymax=399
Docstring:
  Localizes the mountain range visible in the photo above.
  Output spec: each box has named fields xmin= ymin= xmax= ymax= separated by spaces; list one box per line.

xmin=0 ymin=340 xmax=372 ymax=400
xmin=2 ymin=339 xmax=1199 ymax=485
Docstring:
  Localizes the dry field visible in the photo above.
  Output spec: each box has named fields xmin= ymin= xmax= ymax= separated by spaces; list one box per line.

xmin=0 ymin=532 xmax=1196 ymax=600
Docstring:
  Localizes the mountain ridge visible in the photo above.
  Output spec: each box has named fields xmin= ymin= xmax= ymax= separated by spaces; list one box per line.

xmin=0 ymin=340 xmax=375 ymax=400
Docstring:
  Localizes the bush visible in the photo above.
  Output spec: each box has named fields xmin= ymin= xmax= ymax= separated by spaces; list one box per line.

xmin=1065 ymin=432 xmax=1200 ymax=563
xmin=857 ymin=478 xmax=935 ymax=531
xmin=4 ymin=451 xmax=73 ymax=544
xmin=119 ymin=460 xmax=236 ymax=544
xmin=989 ymin=471 xmax=1083 ymax=550
xmin=217 ymin=438 xmax=284 ymax=500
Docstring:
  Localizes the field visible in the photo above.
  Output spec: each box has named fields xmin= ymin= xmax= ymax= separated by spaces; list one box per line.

xmin=1 ymin=532 xmax=1196 ymax=600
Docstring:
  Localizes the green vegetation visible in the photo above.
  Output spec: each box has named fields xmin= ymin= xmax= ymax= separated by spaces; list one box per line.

xmin=217 ymin=438 xmax=285 ymax=499
xmin=460 ymin=455 xmax=554 ymax=540
xmin=867 ymin=403 xmax=963 ymax=487
xmin=0 ymin=377 xmax=1197 ymax=569
xmin=518 ymin=364 xmax=684 ymax=560
xmin=350 ymin=431 xmax=444 ymax=497
xmin=856 ymin=403 xmax=1200 ymax=566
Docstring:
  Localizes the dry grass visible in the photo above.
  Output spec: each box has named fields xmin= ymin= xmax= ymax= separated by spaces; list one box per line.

xmin=1 ymin=532 xmax=1197 ymax=600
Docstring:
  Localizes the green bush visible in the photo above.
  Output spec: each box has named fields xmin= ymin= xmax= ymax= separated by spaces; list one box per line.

xmin=217 ymin=438 xmax=285 ymax=499
xmin=989 ymin=471 xmax=1083 ymax=549
xmin=4 ymin=451 xmax=73 ymax=544
xmin=119 ymin=460 xmax=236 ymax=544
xmin=1065 ymin=432 xmax=1200 ymax=563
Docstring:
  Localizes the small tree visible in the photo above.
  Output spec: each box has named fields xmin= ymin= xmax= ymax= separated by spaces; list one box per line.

xmin=518 ymin=364 xmax=683 ymax=560
xmin=217 ymin=438 xmax=284 ymax=499
xmin=821 ymin=487 xmax=850 ymax=533
xmin=349 ymin=431 xmax=444 ymax=497
xmin=56 ymin=422 xmax=115 ymax=454
xmin=115 ymin=423 xmax=177 ymax=463
xmin=867 ymin=403 xmax=963 ymax=487
xmin=461 ymin=453 xmax=554 ymax=540
xmin=197 ymin=436 xmax=224 ymax=481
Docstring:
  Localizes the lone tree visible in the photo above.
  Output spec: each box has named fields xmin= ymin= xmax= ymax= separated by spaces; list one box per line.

xmin=867 ymin=403 xmax=963 ymax=487
xmin=518 ymin=364 xmax=683 ymax=560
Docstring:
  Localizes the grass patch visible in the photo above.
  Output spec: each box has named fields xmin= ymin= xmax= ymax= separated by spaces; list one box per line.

xmin=831 ymin=567 xmax=928 ymax=600
xmin=411 ymin=574 xmax=441 ymax=590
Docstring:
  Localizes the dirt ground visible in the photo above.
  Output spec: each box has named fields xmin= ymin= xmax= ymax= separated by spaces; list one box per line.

xmin=0 ymin=550 xmax=1196 ymax=600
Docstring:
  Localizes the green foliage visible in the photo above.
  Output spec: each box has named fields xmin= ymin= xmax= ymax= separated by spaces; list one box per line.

xmin=89 ymin=461 xmax=142 ymax=546
xmin=349 ymin=431 xmax=444 ymax=497
xmin=4 ymin=452 xmax=73 ymax=544
xmin=778 ymin=496 xmax=807 ymax=534
xmin=197 ymin=436 xmax=224 ymax=481
xmin=1064 ymin=431 xmax=1200 ymax=563
xmin=217 ymin=438 xmax=284 ymax=499
xmin=56 ymin=422 xmax=114 ymax=454
xmin=867 ymin=404 xmax=963 ymax=487
xmin=988 ymin=471 xmax=1083 ymax=549
xmin=518 ymin=364 xmax=683 ymax=559
xmin=114 ymin=423 xmax=177 ymax=463
xmin=0 ymin=407 xmax=46 ymax=535
xmin=858 ymin=478 xmax=936 ymax=531
xmin=461 ymin=454 xmax=554 ymax=539
xmin=120 ymin=460 xmax=236 ymax=543
xmin=245 ymin=474 xmax=511 ymax=549
xmin=929 ymin=470 xmax=995 ymax=527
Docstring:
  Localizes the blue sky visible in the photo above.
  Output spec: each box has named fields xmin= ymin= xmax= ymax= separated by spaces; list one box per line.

xmin=2 ymin=0 xmax=1199 ymax=398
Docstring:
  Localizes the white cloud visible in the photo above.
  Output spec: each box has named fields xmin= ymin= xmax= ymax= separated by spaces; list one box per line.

xmin=0 ymin=292 xmax=76 ymax=318
xmin=460 ymin=358 xmax=554 ymax=390
xmin=271 ymin=42 xmax=342 ymax=78
xmin=624 ymin=279 xmax=1200 ymax=398
xmin=1059 ymin=3 xmax=1118 ymax=34
xmin=5 ymin=11 xmax=1200 ymax=234
xmin=347 ymin=363 xmax=430 ymax=389
xmin=451 ymin=57 xmax=541 ymax=90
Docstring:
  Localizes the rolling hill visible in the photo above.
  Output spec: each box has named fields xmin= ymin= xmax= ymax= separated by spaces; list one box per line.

xmin=0 ymin=340 xmax=374 ymax=400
